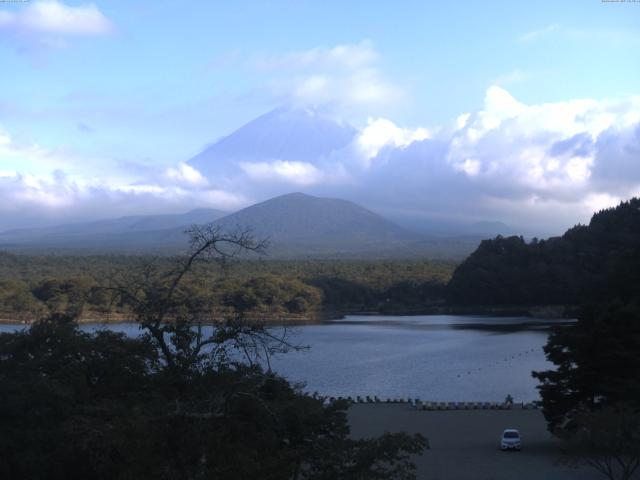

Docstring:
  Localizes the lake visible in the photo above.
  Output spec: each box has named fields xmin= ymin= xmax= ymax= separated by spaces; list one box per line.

xmin=0 ymin=315 xmax=566 ymax=402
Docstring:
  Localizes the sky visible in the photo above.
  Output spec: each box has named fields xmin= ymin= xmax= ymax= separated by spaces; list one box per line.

xmin=0 ymin=0 xmax=639 ymax=234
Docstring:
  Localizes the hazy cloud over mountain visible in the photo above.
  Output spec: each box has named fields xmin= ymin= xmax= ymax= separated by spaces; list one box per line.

xmin=183 ymin=86 xmax=640 ymax=234
xmin=2 ymin=84 xmax=638 ymax=234
xmin=1 ymin=0 xmax=638 ymax=237
xmin=251 ymin=40 xmax=406 ymax=116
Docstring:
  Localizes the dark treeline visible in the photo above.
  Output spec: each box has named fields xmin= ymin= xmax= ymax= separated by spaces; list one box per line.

xmin=0 ymin=253 xmax=455 ymax=322
xmin=526 ymin=201 xmax=640 ymax=479
xmin=447 ymin=197 xmax=640 ymax=307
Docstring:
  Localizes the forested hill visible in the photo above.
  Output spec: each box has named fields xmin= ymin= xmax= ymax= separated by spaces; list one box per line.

xmin=446 ymin=198 xmax=640 ymax=306
xmin=0 ymin=193 xmax=481 ymax=259
xmin=211 ymin=192 xmax=416 ymax=255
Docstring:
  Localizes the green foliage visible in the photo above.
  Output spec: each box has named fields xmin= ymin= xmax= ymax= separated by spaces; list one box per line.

xmin=447 ymin=197 xmax=640 ymax=306
xmin=232 ymin=259 xmax=453 ymax=313
xmin=31 ymin=277 xmax=92 ymax=318
xmin=0 ymin=254 xmax=455 ymax=321
xmin=219 ymin=274 xmax=323 ymax=314
xmin=0 ymin=279 xmax=43 ymax=321
xmin=0 ymin=309 xmax=427 ymax=479
xmin=533 ymin=303 xmax=640 ymax=432
xmin=0 ymin=316 xmax=159 ymax=479
xmin=523 ymin=199 xmax=640 ymax=478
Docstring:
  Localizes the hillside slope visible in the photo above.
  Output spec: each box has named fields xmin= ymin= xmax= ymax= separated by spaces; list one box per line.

xmin=446 ymin=197 xmax=640 ymax=306
xmin=211 ymin=192 xmax=418 ymax=256
xmin=0 ymin=208 xmax=227 ymax=250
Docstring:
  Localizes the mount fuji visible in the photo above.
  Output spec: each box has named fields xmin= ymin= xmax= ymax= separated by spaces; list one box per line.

xmin=188 ymin=106 xmax=357 ymax=177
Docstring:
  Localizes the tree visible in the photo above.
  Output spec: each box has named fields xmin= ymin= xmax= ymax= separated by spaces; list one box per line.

xmin=0 ymin=224 xmax=427 ymax=479
xmin=0 ymin=315 xmax=159 ymax=480
xmin=533 ymin=303 xmax=640 ymax=480
xmin=533 ymin=303 xmax=640 ymax=432
xmin=0 ymin=279 xmax=44 ymax=323
xmin=561 ymin=407 xmax=640 ymax=480
xmin=104 ymin=224 xmax=278 ymax=372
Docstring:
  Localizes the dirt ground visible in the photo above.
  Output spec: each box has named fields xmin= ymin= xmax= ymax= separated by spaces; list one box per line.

xmin=348 ymin=404 xmax=604 ymax=480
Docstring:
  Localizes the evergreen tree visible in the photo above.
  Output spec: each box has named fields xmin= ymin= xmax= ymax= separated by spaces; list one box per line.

xmin=533 ymin=303 xmax=640 ymax=432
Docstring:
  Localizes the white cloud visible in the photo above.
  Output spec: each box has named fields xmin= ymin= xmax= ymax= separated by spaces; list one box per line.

xmin=165 ymin=163 xmax=209 ymax=187
xmin=0 ymin=126 xmax=74 ymax=173
xmin=344 ymin=88 xmax=640 ymax=232
xmin=455 ymin=113 xmax=471 ymax=130
xmin=584 ymin=192 xmax=623 ymax=214
xmin=239 ymin=160 xmax=324 ymax=186
xmin=482 ymin=85 xmax=526 ymax=125
xmin=0 ymin=0 xmax=113 ymax=54
xmin=0 ymin=168 xmax=249 ymax=229
xmin=454 ymin=158 xmax=481 ymax=176
xmin=446 ymin=86 xmax=640 ymax=198
xmin=256 ymin=40 xmax=405 ymax=113
xmin=0 ymin=124 xmax=248 ymax=228
xmin=0 ymin=1 xmax=112 ymax=35
xmin=355 ymin=118 xmax=429 ymax=167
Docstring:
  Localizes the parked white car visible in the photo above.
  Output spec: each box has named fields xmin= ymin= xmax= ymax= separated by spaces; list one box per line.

xmin=500 ymin=429 xmax=521 ymax=451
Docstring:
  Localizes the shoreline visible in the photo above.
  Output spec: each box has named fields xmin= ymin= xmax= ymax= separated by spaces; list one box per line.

xmin=0 ymin=304 xmax=577 ymax=325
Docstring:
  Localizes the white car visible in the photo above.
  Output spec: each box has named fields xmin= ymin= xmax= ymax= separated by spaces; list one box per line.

xmin=500 ymin=429 xmax=521 ymax=451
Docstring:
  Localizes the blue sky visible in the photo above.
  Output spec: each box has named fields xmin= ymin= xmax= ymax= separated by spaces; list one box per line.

xmin=0 ymin=0 xmax=639 ymax=231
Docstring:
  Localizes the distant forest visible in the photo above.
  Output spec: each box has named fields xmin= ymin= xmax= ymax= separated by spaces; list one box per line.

xmin=0 ymin=255 xmax=454 ymax=322
xmin=1 ymin=197 xmax=639 ymax=322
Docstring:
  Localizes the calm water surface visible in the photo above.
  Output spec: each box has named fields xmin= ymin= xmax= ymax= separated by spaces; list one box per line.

xmin=0 ymin=315 xmax=565 ymax=402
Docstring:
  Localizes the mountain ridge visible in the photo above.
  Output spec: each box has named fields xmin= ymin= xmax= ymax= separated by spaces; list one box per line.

xmin=0 ymin=208 xmax=227 ymax=243
xmin=0 ymin=193 xmax=484 ymax=259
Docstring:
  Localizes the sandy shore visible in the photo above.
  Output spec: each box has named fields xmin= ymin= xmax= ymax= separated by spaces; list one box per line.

xmin=348 ymin=404 xmax=602 ymax=480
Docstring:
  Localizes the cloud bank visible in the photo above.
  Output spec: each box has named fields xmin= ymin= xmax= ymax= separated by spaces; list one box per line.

xmin=1 ymin=84 xmax=639 ymax=235
xmin=0 ymin=126 xmax=248 ymax=228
